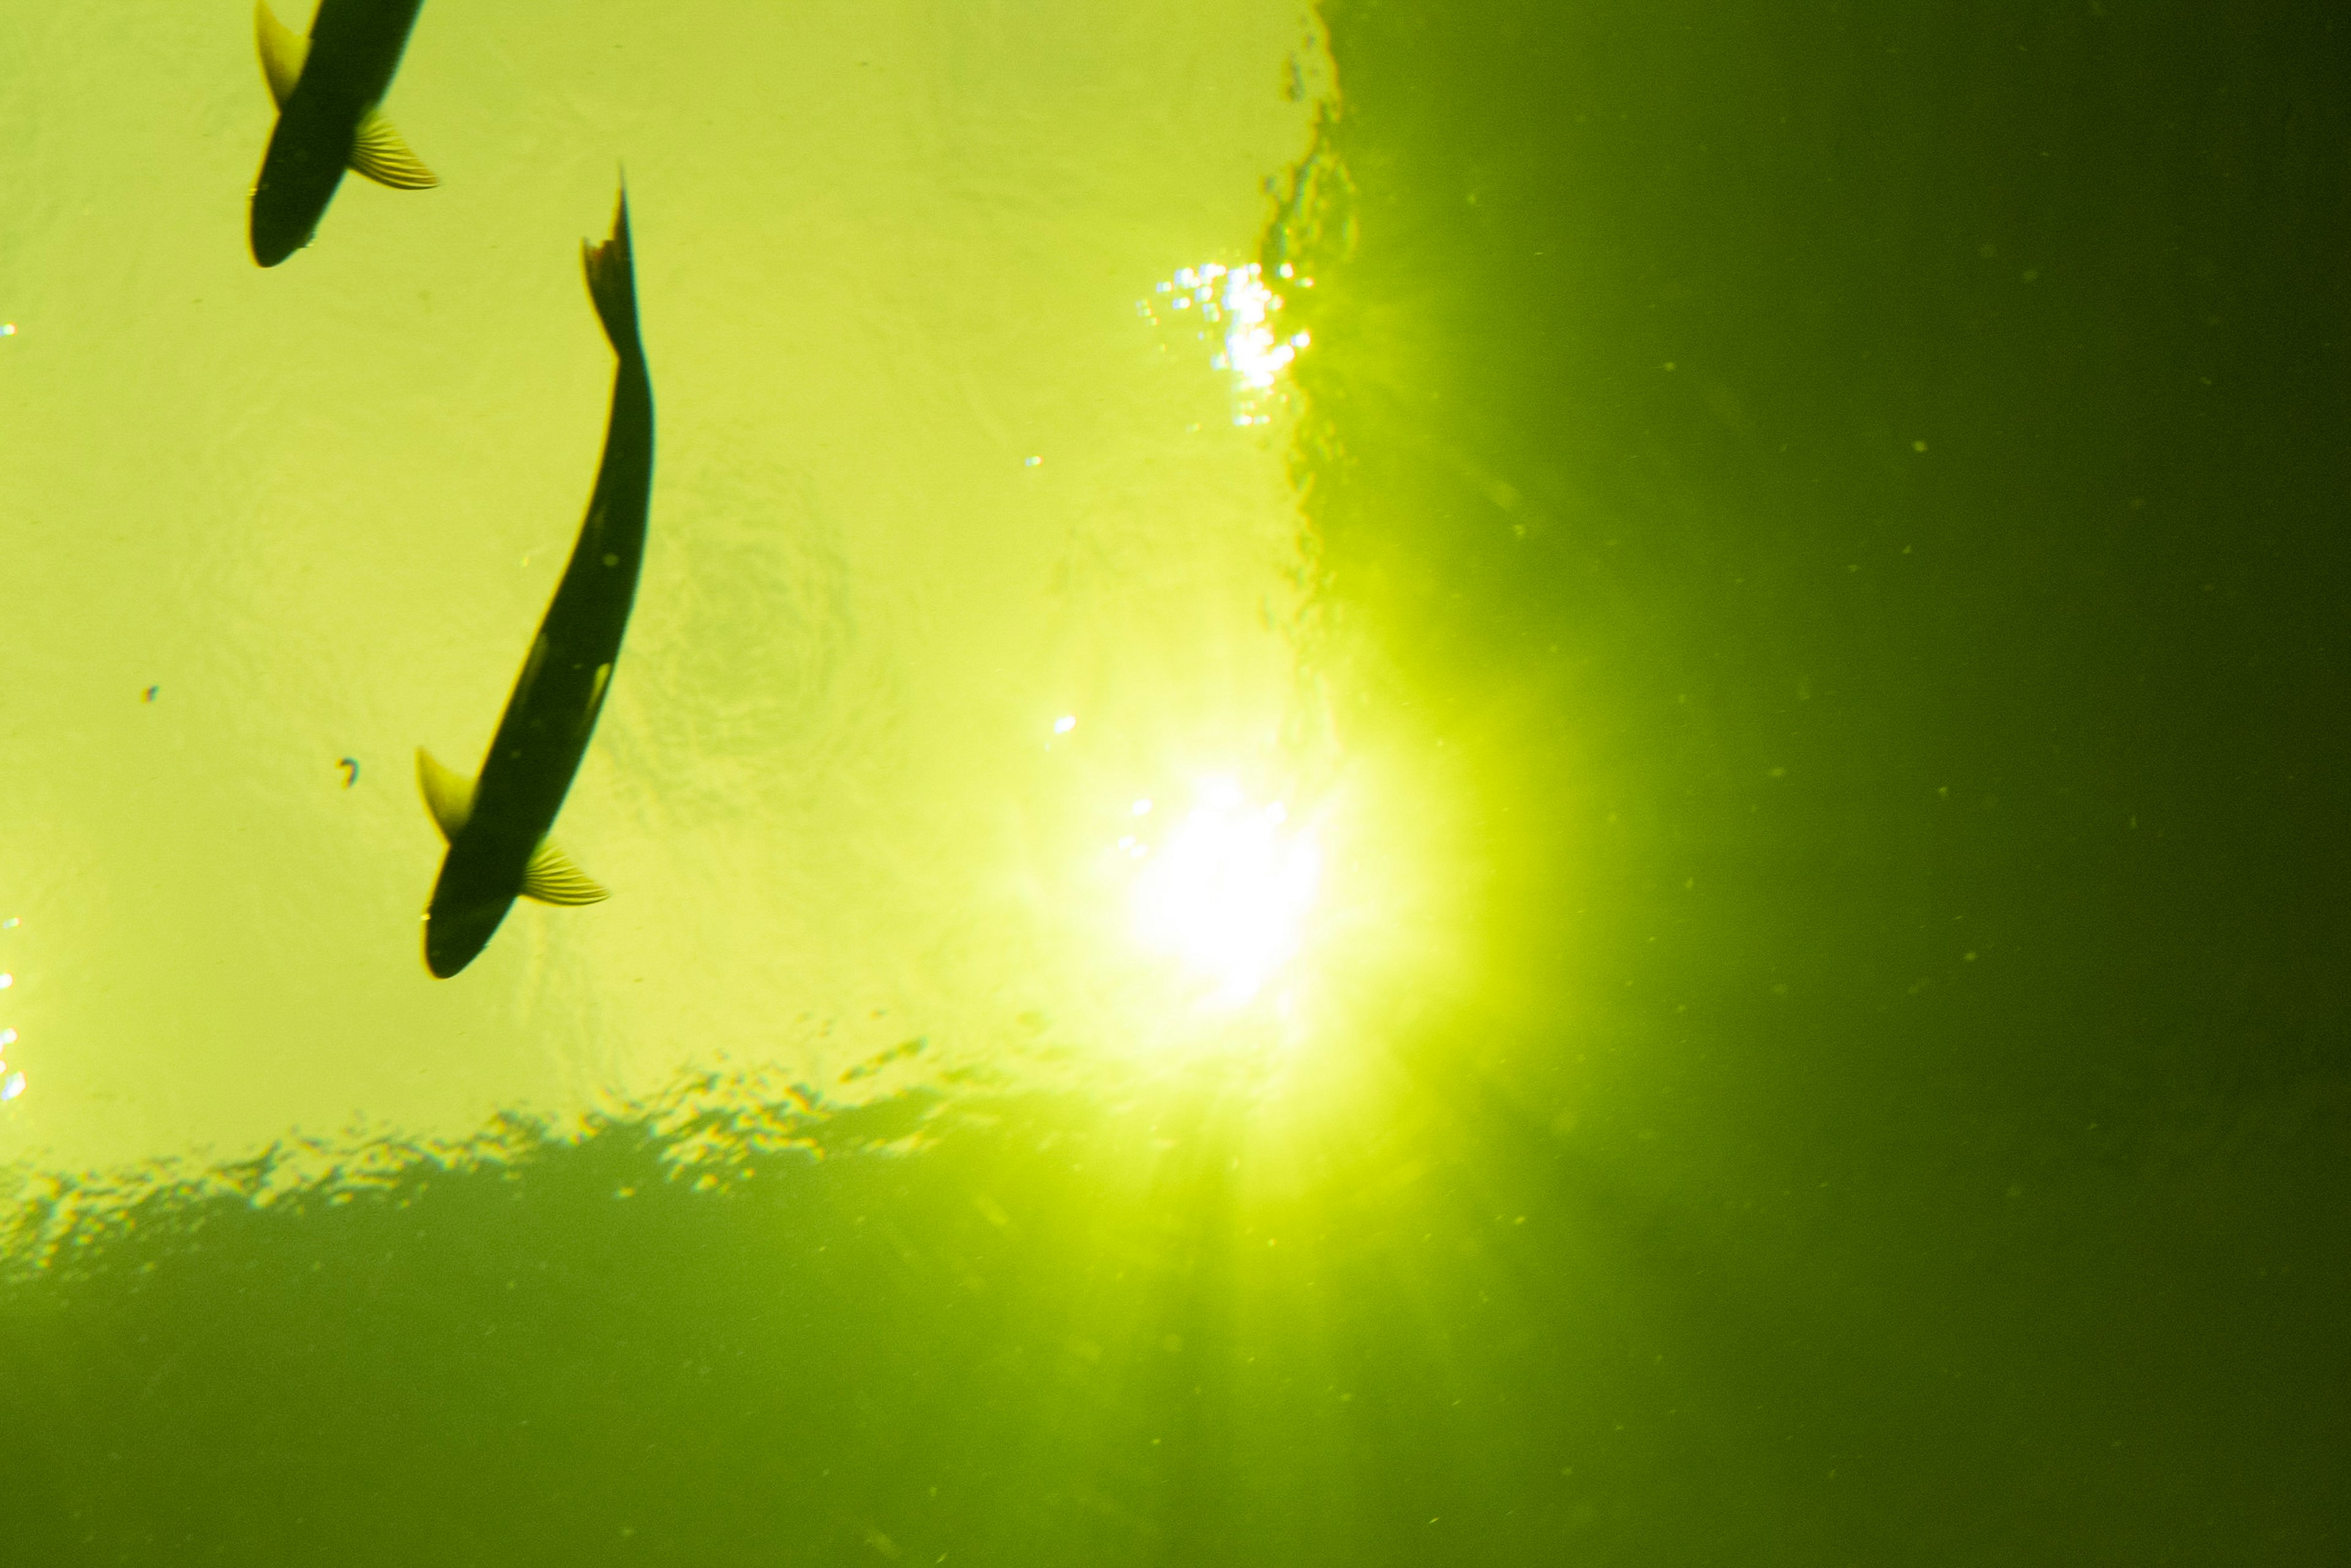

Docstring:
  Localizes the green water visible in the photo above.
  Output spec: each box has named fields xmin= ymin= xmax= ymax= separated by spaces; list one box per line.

xmin=5 ymin=1 xmax=2347 ymax=1562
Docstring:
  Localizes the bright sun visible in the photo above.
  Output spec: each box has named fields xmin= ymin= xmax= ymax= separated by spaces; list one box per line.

xmin=1128 ymin=776 xmax=1322 ymax=1008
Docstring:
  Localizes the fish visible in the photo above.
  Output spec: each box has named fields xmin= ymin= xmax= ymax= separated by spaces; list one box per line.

xmin=250 ymin=0 xmax=437 ymax=266
xmin=417 ymin=190 xmax=654 ymax=978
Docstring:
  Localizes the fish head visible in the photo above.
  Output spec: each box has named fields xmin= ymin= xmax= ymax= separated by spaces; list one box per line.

xmin=422 ymin=895 xmax=513 ymax=978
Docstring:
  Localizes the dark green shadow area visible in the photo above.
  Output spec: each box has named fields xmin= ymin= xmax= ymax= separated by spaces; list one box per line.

xmin=7 ymin=2 xmax=2349 ymax=1563
xmin=1273 ymin=0 xmax=2349 ymax=1560
xmin=2 ymin=1078 xmax=1698 ymax=1564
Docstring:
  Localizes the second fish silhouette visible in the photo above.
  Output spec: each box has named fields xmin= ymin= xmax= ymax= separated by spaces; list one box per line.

xmin=417 ymin=191 xmax=654 ymax=978
xmin=251 ymin=0 xmax=437 ymax=266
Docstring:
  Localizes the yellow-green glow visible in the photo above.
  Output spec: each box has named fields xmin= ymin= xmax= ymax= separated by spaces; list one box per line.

xmin=1127 ymin=776 xmax=1322 ymax=1010
xmin=0 ymin=0 xmax=1354 ymax=1178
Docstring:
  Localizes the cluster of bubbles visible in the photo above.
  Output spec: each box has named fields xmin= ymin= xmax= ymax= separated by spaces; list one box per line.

xmin=1137 ymin=260 xmax=1314 ymax=425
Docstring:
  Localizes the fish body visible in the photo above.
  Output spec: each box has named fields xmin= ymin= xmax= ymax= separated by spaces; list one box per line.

xmin=420 ymin=194 xmax=653 ymax=978
xmin=250 ymin=0 xmax=435 ymax=266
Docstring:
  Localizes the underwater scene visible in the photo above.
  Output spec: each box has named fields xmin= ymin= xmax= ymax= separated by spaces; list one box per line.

xmin=2 ymin=1 xmax=2345 ymax=1562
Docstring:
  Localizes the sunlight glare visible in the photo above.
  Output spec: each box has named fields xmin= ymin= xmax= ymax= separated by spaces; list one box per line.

xmin=1139 ymin=259 xmax=1313 ymax=424
xmin=1130 ymin=776 xmax=1321 ymax=1008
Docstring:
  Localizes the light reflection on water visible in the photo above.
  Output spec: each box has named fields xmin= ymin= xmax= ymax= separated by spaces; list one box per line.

xmin=0 ymin=954 xmax=17 ymax=1105
xmin=1141 ymin=258 xmax=1316 ymax=426
xmin=0 ymin=918 xmax=17 ymax=1105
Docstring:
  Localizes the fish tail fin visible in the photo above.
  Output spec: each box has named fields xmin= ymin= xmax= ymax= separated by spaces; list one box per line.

xmin=582 ymin=186 xmax=643 ymax=361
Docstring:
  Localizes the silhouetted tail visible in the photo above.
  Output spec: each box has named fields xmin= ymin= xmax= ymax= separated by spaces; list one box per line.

xmin=582 ymin=187 xmax=643 ymax=361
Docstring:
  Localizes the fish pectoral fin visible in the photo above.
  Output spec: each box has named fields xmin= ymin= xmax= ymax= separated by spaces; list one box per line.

xmin=522 ymin=840 xmax=610 ymax=906
xmin=348 ymin=111 xmax=439 ymax=189
xmin=255 ymin=1 xmax=307 ymax=107
xmin=416 ymin=749 xmax=476 ymax=842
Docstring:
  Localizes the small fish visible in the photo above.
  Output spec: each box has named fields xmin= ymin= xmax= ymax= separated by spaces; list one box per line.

xmin=250 ymin=0 xmax=437 ymax=267
xmin=418 ymin=190 xmax=653 ymax=978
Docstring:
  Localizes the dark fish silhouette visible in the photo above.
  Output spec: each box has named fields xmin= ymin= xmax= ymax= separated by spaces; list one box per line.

xmin=250 ymin=0 xmax=436 ymax=266
xmin=418 ymin=192 xmax=653 ymax=978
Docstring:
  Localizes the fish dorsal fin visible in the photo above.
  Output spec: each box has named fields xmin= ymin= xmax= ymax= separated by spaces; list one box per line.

xmin=416 ymin=749 xmax=476 ymax=842
xmin=349 ymin=111 xmax=439 ymax=189
xmin=255 ymin=1 xmax=308 ymax=107
xmin=522 ymin=840 xmax=609 ymax=906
